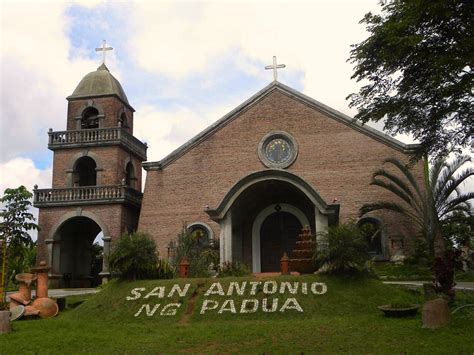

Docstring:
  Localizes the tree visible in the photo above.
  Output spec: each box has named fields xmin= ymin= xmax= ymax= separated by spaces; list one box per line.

xmin=348 ymin=0 xmax=473 ymax=159
xmin=0 ymin=186 xmax=38 ymax=303
xmin=360 ymin=155 xmax=473 ymax=257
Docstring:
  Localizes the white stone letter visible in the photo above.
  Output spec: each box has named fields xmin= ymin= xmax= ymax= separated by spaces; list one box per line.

xmin=262 ymin=298 xmax=278 ymax=313
xmin=126 ymin=288 xmax=145 ymax=301
xmin=227 ymin=281 xmax=247 ymax=296
xmin=311 ymin=282 xmax=327 ymax=295
xmin=279 ymin=298 xmax=303 ymax=313
xmin=218 ymin=299 xmax=237 ymax=314
xmin=204 ymin=282 xmax=225 ymax=296
xmin=168 ymin=283 xmax=191 ymax=298
xmin=134 ymin=304 xmax=161 ymax=317
xmin=200 ymin=300 xmax=219 ymax=314
xmin=240 ymin=299 xmax=259 ymax=313
xmin=160 ymin=303 xmax=182 ymax=316
xmin=249 ymin=281 xmax=262 ymax=295
xmin=144 ymin=286 xmax=165 ymax=299
xmin=263 ymin=281 xmax=278 ymax=294
xmin=279 ymin=282 xmax=299 ymax=295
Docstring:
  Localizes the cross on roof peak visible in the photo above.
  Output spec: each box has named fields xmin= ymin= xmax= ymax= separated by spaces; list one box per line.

xmin=95 ymin=40 xmax=113 ymax=65
xmin=265 ymin=56 xmax=286 ymax=81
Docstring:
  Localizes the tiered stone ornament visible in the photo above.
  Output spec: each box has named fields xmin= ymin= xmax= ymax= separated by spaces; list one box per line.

xmin=8 ymin=261 xmax=59 ymax=320
xmin=290 ymin=226 xmax=316 ymax=274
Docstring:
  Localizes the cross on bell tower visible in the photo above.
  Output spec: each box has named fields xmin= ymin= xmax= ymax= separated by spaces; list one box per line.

xmin=265 ymin=56 xmax=286 ymax=81
xmin=95 ymin=40 xmax=113 ymax=65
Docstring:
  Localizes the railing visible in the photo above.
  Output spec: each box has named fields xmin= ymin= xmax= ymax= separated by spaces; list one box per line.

xmin=48 ymin=128 xmax=147 ymax=159
xmin=33 ymin=185 xmax=143 ymax=207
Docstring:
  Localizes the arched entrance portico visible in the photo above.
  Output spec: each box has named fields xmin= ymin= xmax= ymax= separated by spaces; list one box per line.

xmin=206 ymin=170 xmax=339 ymax=272
xmin=46 ymin=211 xmax=112 ymax=288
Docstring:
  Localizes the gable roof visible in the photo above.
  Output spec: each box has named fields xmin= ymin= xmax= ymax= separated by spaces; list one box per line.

xmin=143 ymin=81 xmax=420 ymax=171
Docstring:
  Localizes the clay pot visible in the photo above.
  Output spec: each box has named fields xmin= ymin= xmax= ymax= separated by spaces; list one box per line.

xmin=9 ymin=292 xmax=30 ymax=306
xmin=31 ymin=298 xmax=59 ymax=318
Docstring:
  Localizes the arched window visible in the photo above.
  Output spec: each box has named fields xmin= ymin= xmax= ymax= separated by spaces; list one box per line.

xmin=118 ymin=113 xmax=128 ymax=128
xmin=124 ymin=161 xmax=135 ymax=188
xmin=187 ymin=223 xmax=213 ymax=248
xmin=358 ymin=217 xmax=383 ymax=257
xmin=81 ymin=107 xmax=99 ymax=129
xmin=73 ymin=156 xmax=97 ymax=186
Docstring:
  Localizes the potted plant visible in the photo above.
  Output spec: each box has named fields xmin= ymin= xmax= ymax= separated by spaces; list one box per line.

xmin=378 ymin=296 xmax=420 ymax=317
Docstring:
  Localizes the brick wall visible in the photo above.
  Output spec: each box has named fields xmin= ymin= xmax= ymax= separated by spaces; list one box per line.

xmin=139 ymin=89 xmax=424 ymax=258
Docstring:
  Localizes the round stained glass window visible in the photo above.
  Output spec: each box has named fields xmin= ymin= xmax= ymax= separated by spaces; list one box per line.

xmin=265 ymin=138 xmax=291 ymax=164
xmin=258 ymin=131 xmax=298 ymax=168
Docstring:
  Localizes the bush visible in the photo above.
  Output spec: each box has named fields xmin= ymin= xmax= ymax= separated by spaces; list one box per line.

xmin=217 ymin=261 xmax=251 ymax=277
xmin=156 ymin=258 xmax=175 ymax=279
xmin=108 ymin=232 xmax=159 ymax=280
xmin=313 ymin=223 xmax=370 ymax=274
xmin=174 ymin=226 xmax=219 ymax=277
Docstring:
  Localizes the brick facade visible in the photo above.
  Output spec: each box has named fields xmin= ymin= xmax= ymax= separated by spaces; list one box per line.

xmin=139 ymin=86 xmax=424 ymax=264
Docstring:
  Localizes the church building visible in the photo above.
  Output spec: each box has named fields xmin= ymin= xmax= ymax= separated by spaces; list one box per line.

xmin=34 ymin=56 xmax=423 ymax=287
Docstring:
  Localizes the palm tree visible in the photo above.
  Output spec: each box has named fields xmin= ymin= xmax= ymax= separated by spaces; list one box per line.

xmin=360 ymin=155 xmax=473 ymax=256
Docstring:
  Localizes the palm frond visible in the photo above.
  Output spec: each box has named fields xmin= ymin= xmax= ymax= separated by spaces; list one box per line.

xmin=370 ymin=177 xmax=422 ymax=214
xmin=439 ymin=192 xmax=474 ymax=219
xmin=360 ymin=202 xmax=424 ymax=229
xmin=383 ymin=157 xmax=424 ymax=200
xmin=372 ymin=168 xmax=423 ymax=211
xmin=435 ymin=167 xmax=474 ymax=211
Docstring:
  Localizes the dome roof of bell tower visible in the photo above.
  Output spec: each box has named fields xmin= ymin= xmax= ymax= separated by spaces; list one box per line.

xmin=67 ymin=63 xmax=130 ymax=105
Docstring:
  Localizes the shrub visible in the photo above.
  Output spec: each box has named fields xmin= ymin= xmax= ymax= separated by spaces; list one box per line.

xmin=156 ymin=258 xmax=175 ymax=279
xmin=108 ymin=232 xmax=159 ymax=280
xmin=174 ymin=226 xmax=219 ymax=277
xmin=313 ymin=223 xmax=370 ymax=274
xmin=217 ymin=261 xmax=251 ymax=277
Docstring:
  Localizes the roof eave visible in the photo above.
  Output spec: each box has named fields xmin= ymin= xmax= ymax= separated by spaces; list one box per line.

xmin=66 ymin=93 xmax=135 ymax=112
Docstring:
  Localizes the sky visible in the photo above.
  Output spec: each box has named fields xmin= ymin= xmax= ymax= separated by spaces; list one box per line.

xmin=1 ymin=0 xmax=470 ymax=239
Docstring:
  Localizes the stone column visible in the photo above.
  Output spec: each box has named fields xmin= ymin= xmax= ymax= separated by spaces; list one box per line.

xmin=45 ymin=239 xmax=55 ymax=274
xmin=99 ymin=236 xmax=112 ymax=284
xmin=219 ymin=211 xmax=233 ymax=264
xmin=314 ymin=208 xmax=328 ymax=248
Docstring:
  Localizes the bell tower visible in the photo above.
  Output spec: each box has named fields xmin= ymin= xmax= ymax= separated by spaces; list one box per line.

xmin=34 ymin=57 xmax=147 ymax=287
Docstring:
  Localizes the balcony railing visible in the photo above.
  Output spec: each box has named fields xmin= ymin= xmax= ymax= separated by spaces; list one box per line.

xmin=33 ymin=185 xmax=143 ymax=208
xmin=48 ymin=128 xmax=147 ymax=160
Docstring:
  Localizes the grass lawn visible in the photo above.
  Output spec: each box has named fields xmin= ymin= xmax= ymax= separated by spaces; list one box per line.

xmin=373 ymin=262 xmax=474 ymax=282
xmin=2 ymin=274 xmax=474 ymax=354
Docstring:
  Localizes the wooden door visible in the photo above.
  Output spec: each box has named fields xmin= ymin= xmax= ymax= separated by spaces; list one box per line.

xmin=260 ymin=212 xmax=301 ymax=272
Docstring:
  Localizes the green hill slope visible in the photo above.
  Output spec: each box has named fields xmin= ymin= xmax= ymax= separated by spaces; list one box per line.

xmin=3 ymin=274 xmax=474 ymax=354
xmin=70 ymin=274 xmax=421 ymax=323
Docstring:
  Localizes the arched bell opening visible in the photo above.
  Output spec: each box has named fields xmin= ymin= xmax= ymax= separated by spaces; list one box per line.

xmin=124 ymin=161 xmax=136 ymax=189
xmin=118 ymin=112 xmax=128 ymax=128
xmin=73 ymin=156 xmax=97 ymax=187
xmin=80 ymin=107 xmax=99 ymax=129
xmin=51 ymin=216 xmax=104 ymax=288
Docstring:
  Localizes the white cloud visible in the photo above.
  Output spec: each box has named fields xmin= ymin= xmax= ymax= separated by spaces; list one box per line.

xmin=0 ymin=2 xmax=113 ymax=162
xmin=134 ymin=101 xmax=236 ymax=162
xmin=128 ymin=1 xmax=379 ymax=115
xmin=0 ymin=158 xmax=52 ymax=241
